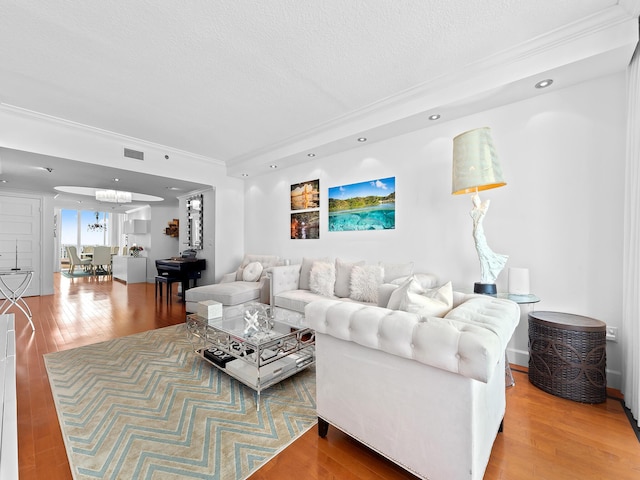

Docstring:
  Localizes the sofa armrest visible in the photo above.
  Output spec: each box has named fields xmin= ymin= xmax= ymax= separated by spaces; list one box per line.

xmin=270 ymin=264 xmax=302 ymax=295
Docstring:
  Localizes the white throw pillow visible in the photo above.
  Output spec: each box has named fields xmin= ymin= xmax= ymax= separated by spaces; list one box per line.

xmin=300 ymin=257 xmax=330 ymax=290
xmin=242 ymin=261 xmax=263 ymax=282
xmin=387 ymin=277 xmax=453 ymax=318
xmin=309 ymin=261 xmax=336 ymax=297
xmin=334 ymin=258 xmax=365 ymax=298
xmin=350 ymin=265 xmax=384 ymax=303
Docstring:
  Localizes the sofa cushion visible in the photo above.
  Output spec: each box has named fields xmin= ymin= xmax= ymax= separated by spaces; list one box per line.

xmin=242 ymin=261 xmax=263 ymax=282
xmin=379 ymin=261 xmax=414 ymax=283
xmin=350 ymin=265 xmax=384 ymax=303
xmin=309 ymin=261 xmax=336 ymax=297
xmin=391 ymin=272 xmax=438 ymax=289
xmin=387 ymin=277 xmax=453 ymax=318
xmin=185 ymin=281 xmax=261 ymax=307
xmin=334 ymin=258 xmax=365 ymax=298
xmin=299 ymin=257 xmax=330 ymax=290
xmin=275 ymin=289 xmax=336 ymax=313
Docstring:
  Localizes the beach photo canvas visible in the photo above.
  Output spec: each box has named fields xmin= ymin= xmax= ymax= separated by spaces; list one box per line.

xmin=328 ymin=177 xmax=395 ymax=231
xmin=290 ymin=211 xmax=320 ymax=239
xmin=290 ymin=179 xmax=320 ymax=210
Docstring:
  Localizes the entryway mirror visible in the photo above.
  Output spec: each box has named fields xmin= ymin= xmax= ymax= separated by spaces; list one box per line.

xmin=187 ymin=194 xmax=203 ymax=250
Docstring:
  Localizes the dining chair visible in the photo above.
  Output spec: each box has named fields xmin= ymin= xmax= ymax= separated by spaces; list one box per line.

xmin=66 ymin=246 xmax=91 ymax=274
xmin=91 ymin=246 xmax=113 ymax=275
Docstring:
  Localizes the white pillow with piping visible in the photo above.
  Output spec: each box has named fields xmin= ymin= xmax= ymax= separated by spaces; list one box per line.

xmin=242 ymin=262 xmax=263 ymax=282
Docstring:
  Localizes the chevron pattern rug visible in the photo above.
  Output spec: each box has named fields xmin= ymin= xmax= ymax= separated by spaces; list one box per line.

xmin=44 ymin=324 xmax=317 ymax=480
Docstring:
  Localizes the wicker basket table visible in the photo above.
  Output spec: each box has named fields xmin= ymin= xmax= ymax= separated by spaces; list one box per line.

xmin=528 ymin=311 xmax=606 ymax=403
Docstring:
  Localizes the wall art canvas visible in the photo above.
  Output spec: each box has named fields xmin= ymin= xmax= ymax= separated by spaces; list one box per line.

xmin=290 ymin=179 xmax=320 ymax=210
xmin=291 ymin=211 xmax=320 ymax=239
xmin=328 ymin=177 xmax=395 ymax=231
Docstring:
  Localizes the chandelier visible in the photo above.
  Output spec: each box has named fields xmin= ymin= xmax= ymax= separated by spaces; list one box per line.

xmin=87 ymin=212 xmax=107 ymax=232
xmin=95 ymin=189 xmax=132 ymax=203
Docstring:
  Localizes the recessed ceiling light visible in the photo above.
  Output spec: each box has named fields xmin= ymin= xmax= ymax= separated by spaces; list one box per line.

xmin=535 ymin=79 xmax=553 ymax=89
xmin=241 ymin=173 xmax=249 ymax=177
xmin=0 ymin=179 xmax=7 ymax=183
xmin=307 ymin=153 xmax=316 ymax=157
xmin=429 ymin=114 xmax=441 ymax=120
xmin=113 ymin=178 xmax=120 ymax=182
xmin=357 ymin=137 xmax=367 ymax=142
xmin=269 ymin=165 xmax=278 ymax=169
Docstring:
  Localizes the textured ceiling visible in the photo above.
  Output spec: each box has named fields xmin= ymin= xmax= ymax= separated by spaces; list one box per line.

xmin=0 ymin=0 xmax=638 ymax=184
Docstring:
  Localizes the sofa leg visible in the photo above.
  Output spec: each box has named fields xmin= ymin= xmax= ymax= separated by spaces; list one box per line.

xmin=318 ymin=417 xmax=329 ymax=438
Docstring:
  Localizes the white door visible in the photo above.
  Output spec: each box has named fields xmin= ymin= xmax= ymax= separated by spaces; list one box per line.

xmin=0 ymin=194 xmax=41 ymax=297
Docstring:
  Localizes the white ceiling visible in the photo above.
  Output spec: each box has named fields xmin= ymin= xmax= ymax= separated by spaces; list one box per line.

xmin=0 ymin=0 xmax=639 ymax=190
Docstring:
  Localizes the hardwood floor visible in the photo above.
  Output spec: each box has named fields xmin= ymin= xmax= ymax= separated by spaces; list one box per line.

xmin=13 ymin=273 xmax=640 ymax=479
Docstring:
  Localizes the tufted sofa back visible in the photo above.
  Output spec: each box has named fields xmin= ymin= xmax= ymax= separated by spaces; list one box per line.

xmin=306 ymin=295 xmax=520 ymax=383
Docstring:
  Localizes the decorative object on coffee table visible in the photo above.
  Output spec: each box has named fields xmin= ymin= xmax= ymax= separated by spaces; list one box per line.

xmin=452 ymin=127 xmax=507 ymax=295
xmin=243 ymin=303 xmax=273 ymax=336
xmin=528 ymin=311 xmax=607 ymax=403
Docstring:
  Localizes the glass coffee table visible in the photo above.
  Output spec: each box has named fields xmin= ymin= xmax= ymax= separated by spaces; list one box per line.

xmin=186 ymin=303 xmax=315 ymax=410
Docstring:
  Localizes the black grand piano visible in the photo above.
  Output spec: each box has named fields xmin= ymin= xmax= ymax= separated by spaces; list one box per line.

xmin=155 ymin=252 xmax=206 ymax=299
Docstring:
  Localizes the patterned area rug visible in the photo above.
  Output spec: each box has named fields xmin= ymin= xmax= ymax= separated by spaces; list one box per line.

xmin=61 ymin=270 xmax=93 ymax=278
xmin=44 ymin=324 xmax=317 ymax=479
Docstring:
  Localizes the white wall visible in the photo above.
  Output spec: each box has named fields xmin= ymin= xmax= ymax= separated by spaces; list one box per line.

xmin=244 ymin=73 xmax=627 ymax=389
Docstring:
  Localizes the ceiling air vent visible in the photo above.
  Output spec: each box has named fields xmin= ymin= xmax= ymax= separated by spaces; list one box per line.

xmin=124 ymin=148 xmax=144 ymax=161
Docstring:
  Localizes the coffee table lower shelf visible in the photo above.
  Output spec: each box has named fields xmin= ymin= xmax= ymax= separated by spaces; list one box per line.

xmin=195 ymin=346 xmax=315 ymax=410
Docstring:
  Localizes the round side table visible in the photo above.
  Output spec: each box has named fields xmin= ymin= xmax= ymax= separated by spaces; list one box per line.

xmin=497 ymin=293 xmax=540 ymax=386
xmin=528 ymin=311 xmax=607 ymax=403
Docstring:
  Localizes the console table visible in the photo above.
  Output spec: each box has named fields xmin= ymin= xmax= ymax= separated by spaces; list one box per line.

xmin=112 ymin=256 xmax=147 ymax=284
xmin=0 ymin=269 xmax=35 ymax=331
xmin=186 ymin=304 xmax=315 ymax=410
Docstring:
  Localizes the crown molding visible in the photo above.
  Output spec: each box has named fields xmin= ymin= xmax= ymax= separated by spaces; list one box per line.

xmin=228 ymin=4 xmax=639 ymax=175
xmin=0 ymin=103 xmax=225 ymax=167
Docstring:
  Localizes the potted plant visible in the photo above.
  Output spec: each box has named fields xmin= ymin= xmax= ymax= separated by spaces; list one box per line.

xmin=129 ymin=244 xmax=144 ymax=257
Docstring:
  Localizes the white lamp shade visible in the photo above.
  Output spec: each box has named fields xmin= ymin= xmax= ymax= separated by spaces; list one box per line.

xmin=452 ymin=127 xmax=506 ymax=195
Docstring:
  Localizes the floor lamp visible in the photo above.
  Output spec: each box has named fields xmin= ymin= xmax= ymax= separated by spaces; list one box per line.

xmin=452 ymin=127 xmax=508 ymax=294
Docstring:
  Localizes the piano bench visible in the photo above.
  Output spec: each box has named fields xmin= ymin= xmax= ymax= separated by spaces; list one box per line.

xmin=155 ymin=275 xmax=180 ymax=304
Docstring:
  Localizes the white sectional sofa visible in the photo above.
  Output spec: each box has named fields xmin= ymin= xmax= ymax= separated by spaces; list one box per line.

xmin=306 ymin=294 xmax=521 ymax=480
xmin=270 ymin=257 xmax=436 ymax=312
xmin=190 ymin=254 xmax=520 ymax=478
